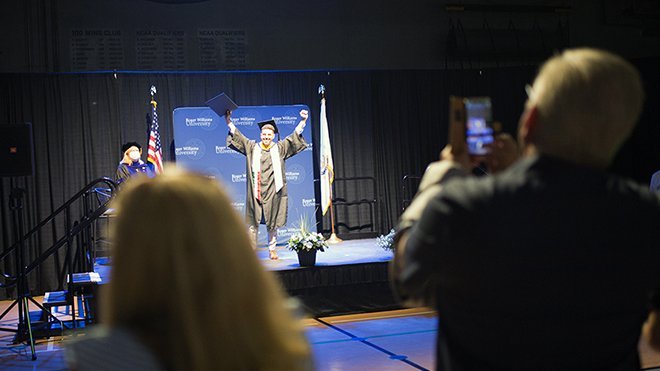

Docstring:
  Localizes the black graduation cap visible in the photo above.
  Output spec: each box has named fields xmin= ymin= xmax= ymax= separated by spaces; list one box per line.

xmin=121 ymin=141 xmax=141 ymax=154
xmin=205 ymin=93 xmax=238 ymax=117
xmin=257 ymin=119 xmax=279 ymax=134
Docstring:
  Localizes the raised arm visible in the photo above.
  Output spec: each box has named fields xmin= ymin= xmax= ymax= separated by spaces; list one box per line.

xmin=225 ymin=110 xmax=252 ymax=155
xmin=391 ymin=130 xmax=470 ymax=303
xmin=294 ymin=109 xmax=308 ymax=135
xmin=279 ymin=110 xmax=309 ymax=159
xmin=391 ymin=156 xmax=467 ymax=306
xmin=226 ymin=109 xmax=236 ymax=134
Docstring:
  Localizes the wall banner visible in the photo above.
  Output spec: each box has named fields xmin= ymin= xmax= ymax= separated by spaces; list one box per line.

xmin=173 ymin=105 xmax=315 ymax=245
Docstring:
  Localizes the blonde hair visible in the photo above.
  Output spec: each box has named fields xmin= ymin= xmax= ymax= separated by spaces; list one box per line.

xmin=528 ymin=48 xmax=644 ymax=167
xmin=261 ymin=124 xmax=276 ymax=133
xmin=103 ymin=168 xmax=310 ymax=370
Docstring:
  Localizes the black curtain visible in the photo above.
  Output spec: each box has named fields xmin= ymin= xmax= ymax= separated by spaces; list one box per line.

xmin=1 ymin=62 xmax=658 ymax=299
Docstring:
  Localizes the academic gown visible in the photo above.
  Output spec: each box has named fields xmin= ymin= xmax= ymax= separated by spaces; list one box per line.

xmin=227 ymin=128 xmax=307 ymax=230
xmin=115 ymin=161 xmax=155 ymax=186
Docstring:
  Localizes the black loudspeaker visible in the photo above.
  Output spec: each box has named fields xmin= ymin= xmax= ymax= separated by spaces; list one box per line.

xmin=0 ymin=124 xmax=35 ymax=177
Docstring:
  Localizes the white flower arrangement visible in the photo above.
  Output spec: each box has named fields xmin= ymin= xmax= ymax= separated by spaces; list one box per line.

xmin=287 ymin=231 xmax=328 ymax=253
xmin=376 ymin=228 xmax=396 ymax=251
xmin=287 ymin=212 xmax=329 ymax=253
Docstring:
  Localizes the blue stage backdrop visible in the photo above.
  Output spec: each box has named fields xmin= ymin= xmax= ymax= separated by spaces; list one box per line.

xmin=172 ymin=105 xmax=316 ymax=246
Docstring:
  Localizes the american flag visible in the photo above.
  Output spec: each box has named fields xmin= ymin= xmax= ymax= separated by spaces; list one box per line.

xmin=147 ymin=87 xmax=164 ymax=174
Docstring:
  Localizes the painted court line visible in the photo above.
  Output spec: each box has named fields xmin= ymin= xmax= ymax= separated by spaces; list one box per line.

xmin=314 ymin=317 xmax=429 ymax=371
xmin=311 ymin=328 xmax=436 ymax=345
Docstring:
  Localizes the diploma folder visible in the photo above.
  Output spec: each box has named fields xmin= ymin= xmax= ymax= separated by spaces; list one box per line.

xmin=206 ymin=93 xmax=238 ymax=117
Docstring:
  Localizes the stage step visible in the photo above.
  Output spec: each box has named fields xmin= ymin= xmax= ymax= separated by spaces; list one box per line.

xmin=67 ymin=272 xmax=101 ymax=326
xmin=39 ymin=272 xmax=101 ymax=326
xmin=67 ymin=272 xmax=101 ymax=286
xmin=41 ymin=291 xmax=70 ymax=325
xmin=43 ymin=290 xmax=69 ymax=308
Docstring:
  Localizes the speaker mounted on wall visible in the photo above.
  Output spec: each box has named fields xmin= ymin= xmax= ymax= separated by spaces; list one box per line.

xmin=0 ymin=124 xmax=35 ymax=177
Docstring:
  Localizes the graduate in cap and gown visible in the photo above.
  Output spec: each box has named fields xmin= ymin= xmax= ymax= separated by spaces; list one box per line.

xmin=226 ymin=110 xmax=309 ymax=259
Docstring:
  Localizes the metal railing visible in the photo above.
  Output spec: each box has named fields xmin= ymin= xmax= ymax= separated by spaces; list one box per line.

xmin=326 ymin=176 xmax=378 ymax=236
xmin=0 ymin=177 xmax=117 ymax=291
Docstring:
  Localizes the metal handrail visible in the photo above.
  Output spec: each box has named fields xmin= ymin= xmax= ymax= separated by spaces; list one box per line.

xmin=0 ymin=177 xmax=116 ymax=288
xmin=24 ymin=201 xmax=110 ymax=275
xmin=327 ymin=176 xmax=378 ymax=234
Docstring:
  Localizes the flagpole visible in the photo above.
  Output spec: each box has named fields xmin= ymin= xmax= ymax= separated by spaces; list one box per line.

xmin=319 ymin=85 xmax=342 ymax=244
xmin=147 ymin=85 xmax=164 ymax=174
xmin=327 ymin=194 xmax=342 ymax=244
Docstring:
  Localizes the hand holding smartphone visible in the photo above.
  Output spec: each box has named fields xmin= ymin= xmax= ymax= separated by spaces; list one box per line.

xmin=463 ymin=97 xmax=494 ymax=156
xmin=445 ymin=96 xmax=471 ymax=168
xmin=448 ymin=96 xmax=518 ymax=173
xmin=448 ymin=96 xmax=495 ymax=157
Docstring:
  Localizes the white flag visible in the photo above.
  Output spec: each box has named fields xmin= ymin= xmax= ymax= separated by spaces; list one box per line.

xmin=319 ymin=97 xmax=334 ymax=215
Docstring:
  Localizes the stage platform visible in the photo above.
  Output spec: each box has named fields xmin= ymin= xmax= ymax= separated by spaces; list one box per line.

xmin=96 ymin=238 xmax=400 ymax=317
xmin=257 ymin=238 xmax=393 ymax=270
xmin=264 ymin=238 xmax=400 ymax=317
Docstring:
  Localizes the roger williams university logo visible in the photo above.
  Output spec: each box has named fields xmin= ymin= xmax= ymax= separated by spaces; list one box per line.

xmin=216 ymin=145 xmax=242 ymax=159
xmin=285 ymin=164 xmax=306 ymax=185
xmin=215 ymin=146 xmax=234 ymax=154
xmin=185 ymin=117 xmax=215 ymax=129
xmin=231 ymin=116 xmax=255 ymax=126
xmin=231 ymin=173 xmax=246 ymax=183
xmin=231 ymin=202 xmax=245 ymax=212
xmin=175 ymin=139 xmax=206 ymax=160
xmin=302 ymin=198 xmax=315 ymax=207
xmin=175 ymin=146 xmax=201 ymax=156
xmin=277 ymin=227 xmax=300 ymax=238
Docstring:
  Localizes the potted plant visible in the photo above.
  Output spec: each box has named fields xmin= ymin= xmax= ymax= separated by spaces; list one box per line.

xmin=376 ymin=228 xmax=396 ymax=253
xmin=287 ymin=216 xmax=328 ymax=267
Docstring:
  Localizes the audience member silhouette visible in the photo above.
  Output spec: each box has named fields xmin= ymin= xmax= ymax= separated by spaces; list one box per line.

xmin=68 ymin=168 xmax=311 ymax=370
xmin=393 ymin=48 xmax=660 ymax=370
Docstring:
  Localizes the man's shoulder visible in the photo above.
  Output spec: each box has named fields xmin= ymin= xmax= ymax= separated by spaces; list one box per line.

xmin=438 ymin=157 xmax=660 ymax=214
xmin=435 ymin=158 xmax=545 ymax=211
xmin=440 ymin=168 xmax=519 ymax=202
xmin=427 ymin=175 xmax=496 ymax=217
xmin=607 ymin=173 xmax=660 ymax=209
xmin=651 ymin=170 xmax=660 ymax=192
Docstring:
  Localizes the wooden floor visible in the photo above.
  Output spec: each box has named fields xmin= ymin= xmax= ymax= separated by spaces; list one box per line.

xmin=0 ymin=298 xmax=659 ymax=370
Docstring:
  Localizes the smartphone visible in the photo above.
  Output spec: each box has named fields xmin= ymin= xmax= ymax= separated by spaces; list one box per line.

xmin=463 ymin=97 xmax=494 ymax=156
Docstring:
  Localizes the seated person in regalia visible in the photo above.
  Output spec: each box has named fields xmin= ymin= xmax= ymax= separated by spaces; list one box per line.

xmin=115 ymin=142 xmax=155 ymax=186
